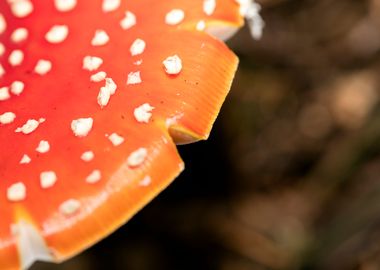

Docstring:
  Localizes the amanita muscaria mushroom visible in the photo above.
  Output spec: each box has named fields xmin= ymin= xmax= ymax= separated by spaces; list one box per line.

xmin=0 ymin=0 xmax=262 ymax=269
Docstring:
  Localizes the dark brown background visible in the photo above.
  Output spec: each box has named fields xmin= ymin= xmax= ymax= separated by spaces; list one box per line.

xmin=33 ymin=0 xmax=380 ymax=269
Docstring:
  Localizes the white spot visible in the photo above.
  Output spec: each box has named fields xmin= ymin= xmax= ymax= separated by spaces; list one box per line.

xmin=59 ymin=199 xmax=81 ymax=216
xmin=97 ymin=87 xmax=111 ymax=107
xmin=54 ymin=0 xmax=77 ymax=12
xmin=36 ymin=140 xmax=50 ymax=153
xmin=90 ymin=71 xmax=107 ymax=82
xmin=83 ymin=56 xmax=103 ymax=71
xmin=134 ymin=103 xmax=154 ymax=123
xmin=71 ymin=118 xmax=93 ymax=137
xmin=127 ymin=148 xmax=148 ymax=167
xmin=196 ymin=20 xmax=206 ymax=31
xmin=127 ymin=71 xmax=141 ymax=85
xmin=15 ymin=119 xmax=41 ymax=134
xmin=45 ymin=25 xmax=69 ymax=44
xmin=11 ymin=28 xmax=28 ymax=43
xmin=163 ymin=55 xmax=182 ymax=75
xmin=102 ymin=0 xmax=120 ymax=12
xmin=0 ymin=43 xmax=5 ymax=56
xmin=9 ymin=0 xmax=34 ymax=18
xmin=165 ymin=9 xmax=185 ymax=25
xmin=108 ymin=132 xmax=124 ymax=146
xmin=0 ymin=112 xmax=16 ymax=124
xmin=134 ymin=59 xmax=143 ymax=65
xmin=9 ymin=50 xmax=24 ymax=66
xmin=104 ymin=78 xmax=117 ymax=94
xmin=7 ymin=182 xmax=26 ymax=202
xmin=203 ymin=0 xmax=216 ymax=15
xmin=10 ymin=81 xmax=25 ymax=95
xmin=85 ymin=170 xmax=101 ymax=184
xmin=40 ymin=171 xmax=57 ymax=189
xmin=130 ymin=38 xmax=146 ymax=56
xmin=165 ymin=113 xmax=183 ymax=127
xmin=0 ymin=64 xmax=4 ymax=77
xmin=139 ymin=175 xmax=151 ymax=187
xmin=97 ymin=78 xmax=117 ymax=107
xmin=91 ymin=30 xmax=109 ymax=46
xmin=20 ymin=154 xmax=31 ymax=164
xmin=0 ymin=87 xmax=10 ymax=101
xmin=81 ymin=151 xmax=94 ymax=162
xmin=120 ymin=11 xmax=136 ymax=30
xmin=0 ymin=14 xmax=6 ymax=34
xmin=34 ymin=60 xmax=52 ymax=75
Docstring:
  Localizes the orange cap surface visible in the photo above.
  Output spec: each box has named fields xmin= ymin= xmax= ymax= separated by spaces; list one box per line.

xmin=0 ymin=0 xmax=245 ymax=268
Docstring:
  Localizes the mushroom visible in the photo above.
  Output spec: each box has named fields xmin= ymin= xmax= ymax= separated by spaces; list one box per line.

xmin=0 ymin=0 xmax=262 ymax=269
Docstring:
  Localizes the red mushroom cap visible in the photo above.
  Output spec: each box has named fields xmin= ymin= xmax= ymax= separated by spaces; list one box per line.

xmin=0 ymin=0 xmax=250 ymax=268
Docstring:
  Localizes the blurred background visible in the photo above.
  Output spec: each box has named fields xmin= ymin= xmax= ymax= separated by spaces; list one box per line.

xmin=33 ymin=0 xmax=380 ymax=269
